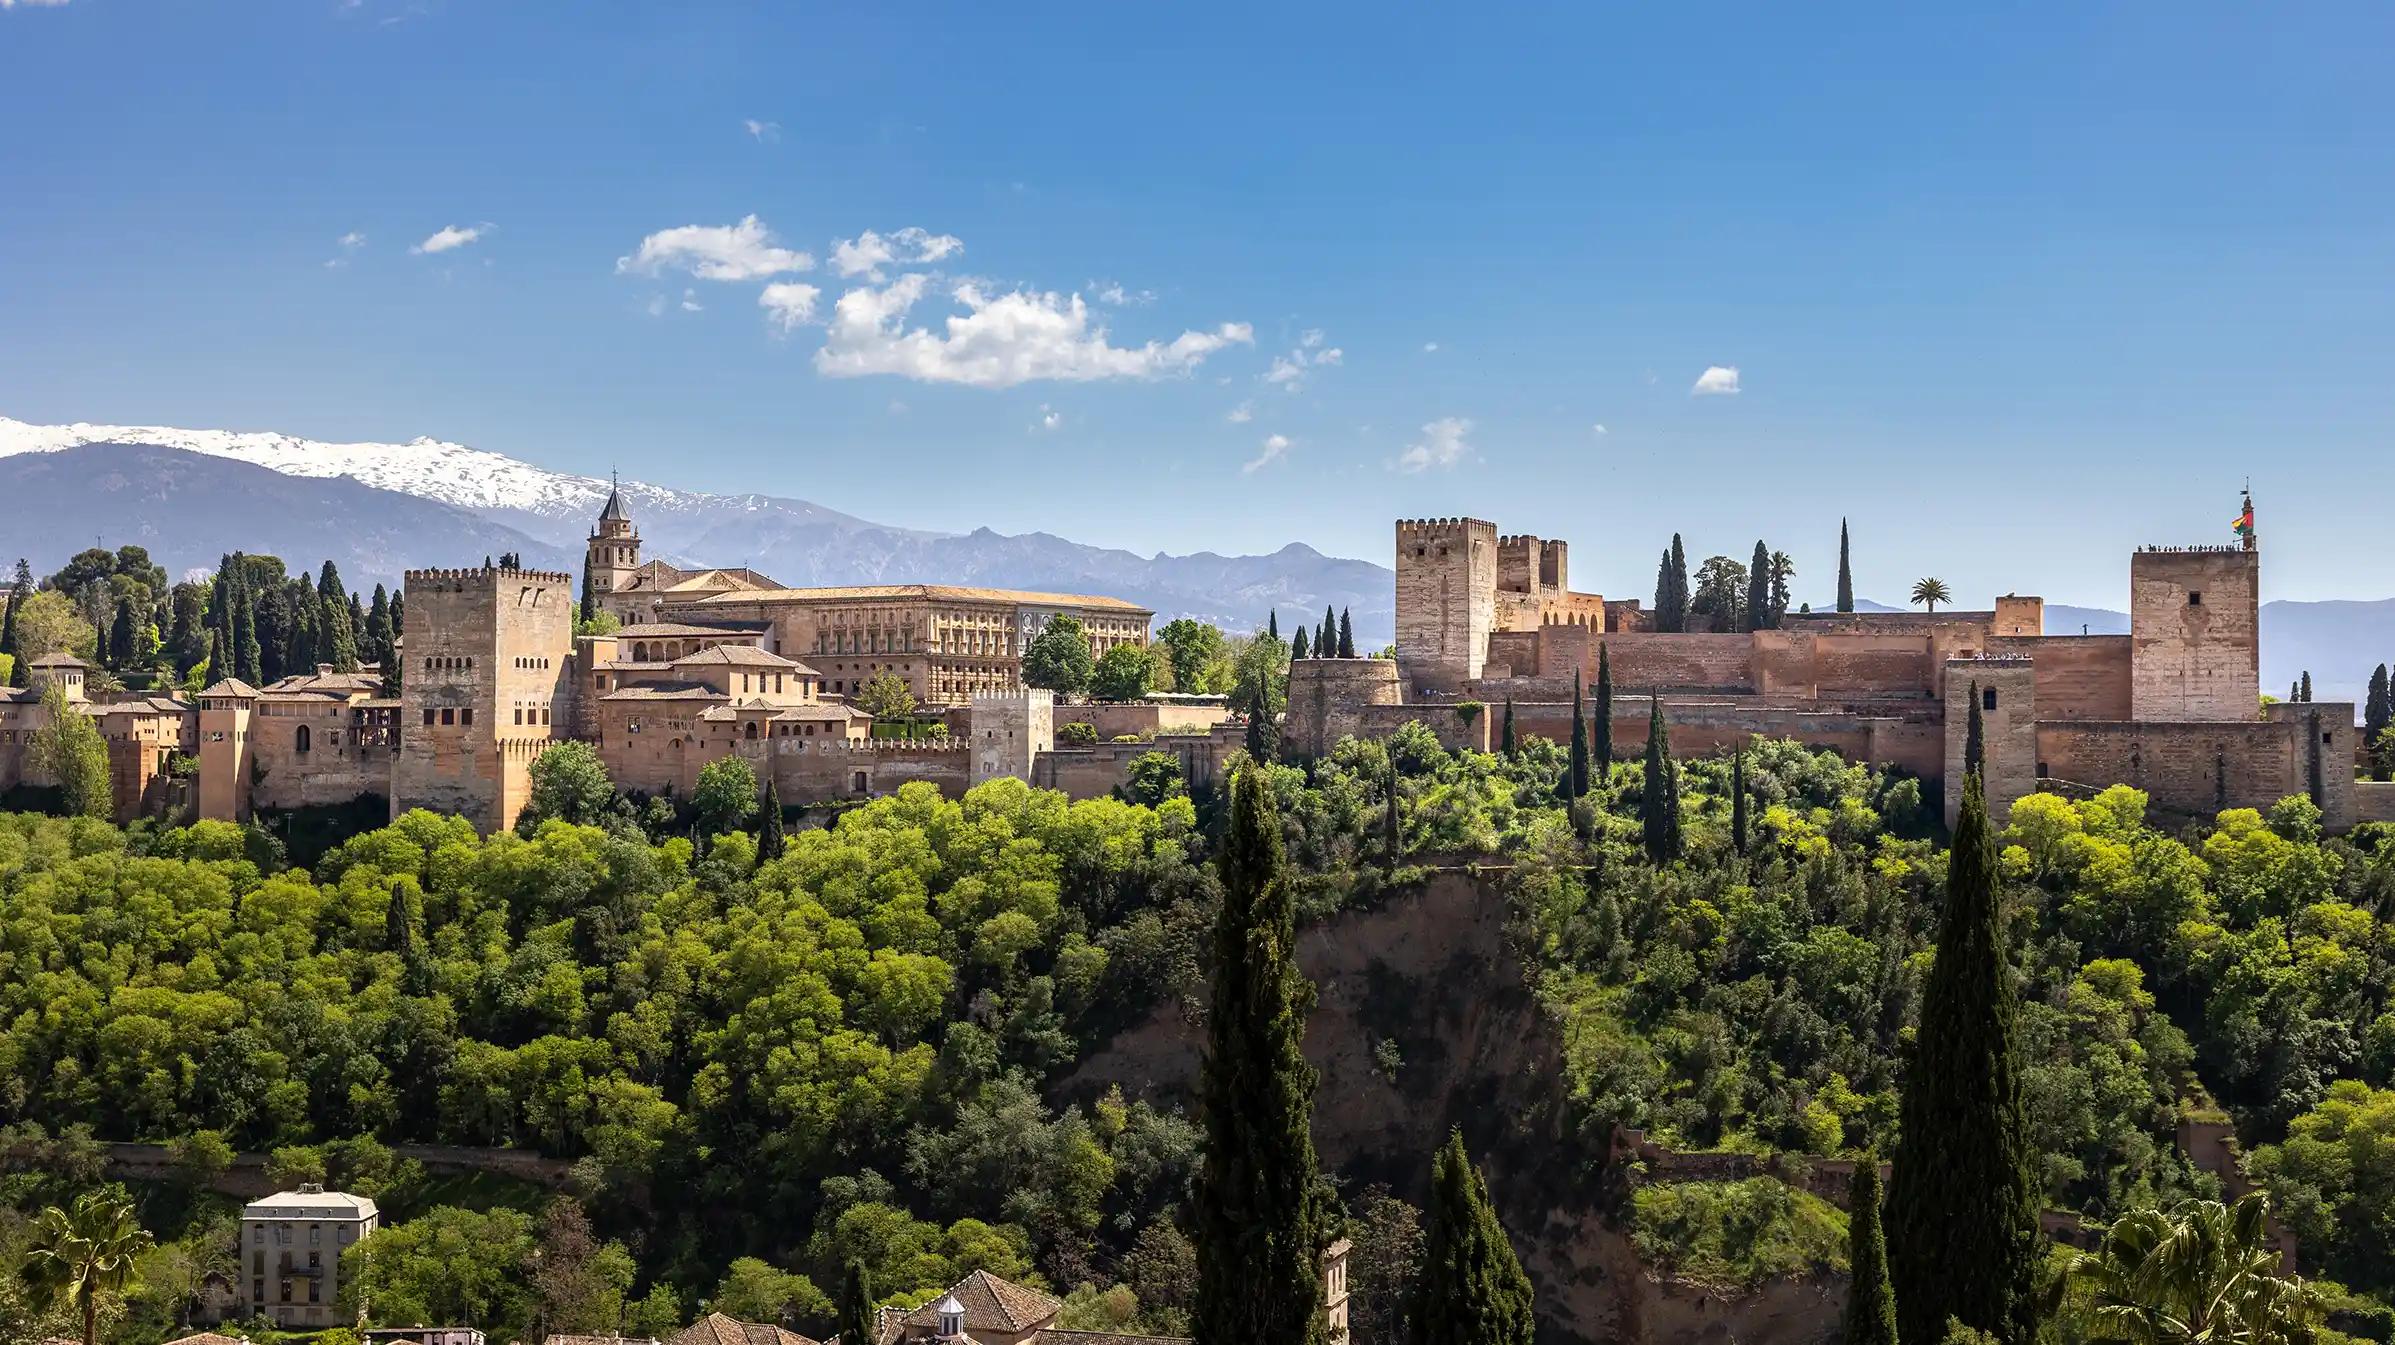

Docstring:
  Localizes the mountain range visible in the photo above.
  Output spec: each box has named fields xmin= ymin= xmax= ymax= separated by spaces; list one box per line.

xmin=1 ymin=415 xmax=2386 ymax=710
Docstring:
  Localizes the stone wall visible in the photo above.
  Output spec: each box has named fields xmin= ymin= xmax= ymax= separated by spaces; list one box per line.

xmin=1945 ymin=658 xmax=2038 ymax=827
xmin=2266 ymin=700 xmax=2357 ymax=833
xmin=1394 ymin=518 xmax=1496 ymax=693
xmin=970 ymin=690 xmax=1053 ymax=787
xmin=1046 ymin=699 xmax=1231 ymax=741
xmin=1587 ymin=633 xmax=1757 ymax=692
xmin=246 ymin=705 xmax=395 ymax=811
xmin=1032 ymin=724 xmax=1245 ymax=798
xmin=1990 ymin=635 xmax=2133 ymax=720
xmin=2034 ymin=711 xmax=2354 ymax=830
xmin=1287 ymin=658 xmax=1404 ymax=759
xmin=2130 ymin=548 xmax=2260 ymax=722
xmin=2355 ymin=781 xmax=2395 ymax=825
xmin=394 ymin=567 xmax=577 ymax=833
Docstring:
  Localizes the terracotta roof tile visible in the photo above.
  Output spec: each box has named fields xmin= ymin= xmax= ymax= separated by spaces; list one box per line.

xmin=687 ymin=584 xmax=1150 ymax=614
xmin=664 ymin=1313 xmax=818 ymax=1345
xmin=899 ymin=1270 xmax=1061 ymax=1335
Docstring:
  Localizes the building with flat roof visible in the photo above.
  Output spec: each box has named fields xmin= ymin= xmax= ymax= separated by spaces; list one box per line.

xmin=238 ymin=1184 xmax=379 ymax=1329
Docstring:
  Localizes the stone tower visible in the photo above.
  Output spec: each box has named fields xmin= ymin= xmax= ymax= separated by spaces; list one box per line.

xmin=1944 ymin=656 xmax=2038 ymax=830
xmin=393 ymin=563 xmax=577 ymax=832
xmin=1395 ymin=517 xmax=1497 ymax=695
xmin=970 ymin=689 xmax=1053 ymax=786
xmin=587 ymin=479 xmax=641 ymax=613
xmin=2129 ymin=545 xmax=2260 ymax=722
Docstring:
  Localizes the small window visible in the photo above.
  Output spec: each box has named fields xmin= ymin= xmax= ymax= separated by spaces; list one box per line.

xmin=440 ymin=708 xmax=455 ymax=726
xmin=462 ymin=707 xmax=475 ymax=726
xmin=422 ymin=708 xmax=436 ymax=726
xmin=2324 ymin=731 xmax=2335 ymax=745
xmin=1982 ymin=687 xmax=1997 ymax=711
xmin=2188 ymin=592 xmax=2203 ymax=606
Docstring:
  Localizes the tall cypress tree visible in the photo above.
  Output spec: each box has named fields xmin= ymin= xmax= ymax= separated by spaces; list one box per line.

xmin=1267 ymin=611 xmax=1279 ymax=641
xmin=1592 ymin=645 xmax=1613 ymax=776
xmin=1654 ymin=549 xmax=1674 ymax=628
xmin=1321 ymin=605 xmax=1337 ymax=657
xmin=1837 ymin=519 xmax=1855 ymax=614
xmin=1640 ymin=697 xmax=1682 ymax=863
xmin=108 ymin=597 xmax=137 ymax=670
xmin=1383 ymin=759 xmax=1402 ymax=872
xmin=1844 ymin=1157 xmax=1898 ymax=1345
xmin=1500 ymin=697 xmax=1516 ymax=757
xmin=2300 ymin=670 xmax=2313 ymax=703
xmin=1965 ymin=682 xmax=1985 ymax=779
xmin=0 ymin=557 xmax=25 ymax=679
xmin=390 ymin=589 xmax=404 ymax=636
xmin=1338 ymin=608 xmax=1356 ymax=658
xmin=1567 ymin=670 xmax=1589 ymax=798
xmin=1668 ymin=534 xmax=1689 ymax=633
xmin=1731 ymin=751 xmax=1749 ymax=855
xmin=1244 ymin=675 xmax=1278 ymax=763
xmin=1291 ymin=626 xmax=1310 ymax=661
xmin=1887 ymin=774 xmax=2040 ymax=1345
xmin=2368 ymin=664 xmax=2391 ymax=781
xmin=1411 ymin=1129 xmax=1535 ymax=1345
xmin=229 ymin=556 xmax=263 ymax=686
xmin=1194 ymin=768 xmax=1328 ymax=1345
xmin=579 ymin=553 xmax=598 ymax=625
xmin=318 ymin=561 xmax=358 ymax=671
xmin=836 ymin=1260 xmax=874 ymax=1345
xmin=757 ymin=778 xmax=786 ymax=863
xmin=1747 ymin=539 xmax=1772 ymax=633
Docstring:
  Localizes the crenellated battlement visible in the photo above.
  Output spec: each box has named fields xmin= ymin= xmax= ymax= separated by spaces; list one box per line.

xmin=1395 ymin=516 xmax=1496 ymax=538
xmin=404 ymin=566 xmax=575 ymax=586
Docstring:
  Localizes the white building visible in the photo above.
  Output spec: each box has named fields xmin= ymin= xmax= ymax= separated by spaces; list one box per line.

xmin=239 ymin=1184 xmax=379 ymax=1328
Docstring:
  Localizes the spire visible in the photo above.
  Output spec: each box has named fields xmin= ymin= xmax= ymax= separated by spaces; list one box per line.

xmin=598 ymin=470 xmax=630 ymax=525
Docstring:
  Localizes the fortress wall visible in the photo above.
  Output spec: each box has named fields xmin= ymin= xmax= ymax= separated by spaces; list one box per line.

xmin=1751 ymin=631 xmax=1936 ymax=699
xmin=1357 ymin=701 xmax=1491 ymax=753
xmin=2036 ymin=720 xmax=2303 ymax=821
xmin=1989 ymin=635 xmax=2133 ymax=720
xmin=1048 ymin=699 xmax=1230 ymax=742
xmin=1486 ymin=631 xmax=1544 ymax=679
xmin=1589 ymin=633 xmax=1756 ymax=692
xmin=1287 ymin=659 xmax=1404 ymax=758
xmin=2356 ymin=782 xmax=2395 ymax=825
xmin=1033 ymin=725 xmax=1242 ymax=799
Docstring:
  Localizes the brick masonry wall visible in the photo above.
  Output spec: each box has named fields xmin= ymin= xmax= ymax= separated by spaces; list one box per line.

xmin=1048 ymin=700 xmax=1231 ymax=741
xmin=1587 ymin=633 xmax=1757 ymax=691
xmin=2036 ymin=718 xmax=2317 ymax=824
xmin=1990 ymin=635 xmax=2133 ymax=720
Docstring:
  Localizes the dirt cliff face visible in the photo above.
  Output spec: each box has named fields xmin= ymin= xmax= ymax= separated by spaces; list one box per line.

xmin=1061 ymin=870 xmax=1841 ymax=1345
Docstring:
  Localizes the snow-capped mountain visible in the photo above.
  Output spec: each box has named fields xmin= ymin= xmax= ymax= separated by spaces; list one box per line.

xmin=0 ymin=415 xmax=1396 ymax=639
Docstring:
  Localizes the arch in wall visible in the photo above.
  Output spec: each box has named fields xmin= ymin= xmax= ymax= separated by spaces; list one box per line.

xmin=744 ymin=721 xmax=759 ymax=739
xmin=295 ymin=725 xmax=311 ymax=753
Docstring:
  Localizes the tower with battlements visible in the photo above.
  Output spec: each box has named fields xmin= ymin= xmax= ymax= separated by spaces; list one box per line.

xmin=1394 ymin=518 xmax=1497 ymax=694
xmin=394 ymin=563 xmax=577 ymax=831
xmin=2130 ymin=545 xmax=2260 ymax=722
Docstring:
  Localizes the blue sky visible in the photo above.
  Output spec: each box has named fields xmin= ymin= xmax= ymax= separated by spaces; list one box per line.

xmin=3 ymin=1 xmax=2390 ymax=609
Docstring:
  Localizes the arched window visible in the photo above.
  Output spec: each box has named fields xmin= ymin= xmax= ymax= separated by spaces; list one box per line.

xmin=744 ymin=721 xmax=759 ymax=739
xmin=295 ymin=725 xmax=311 ymax=753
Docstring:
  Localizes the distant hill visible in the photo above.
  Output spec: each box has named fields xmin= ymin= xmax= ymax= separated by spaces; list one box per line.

xmin=0 ymin=444 xmax=571 ymax=587
xmin=0 ymin=417 xmax=1391 ymax=636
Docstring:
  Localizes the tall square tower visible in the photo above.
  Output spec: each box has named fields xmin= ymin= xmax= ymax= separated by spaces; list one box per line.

xmin=2129 ymin=547 xmax=2260 ymax=722
xmin=395 ymin=564 xmax=576 ymax=832
xmin=1394 ymin=518 xmax=1497 ymax=695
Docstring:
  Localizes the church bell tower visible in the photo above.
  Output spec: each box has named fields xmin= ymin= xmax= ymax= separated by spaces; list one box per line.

xmin=586 ymin=476 xmax=641 ymax=617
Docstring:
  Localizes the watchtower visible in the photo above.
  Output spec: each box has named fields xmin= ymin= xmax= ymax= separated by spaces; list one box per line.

xmin=1395 ymin=518 xmax=1497 ymax=694
xmin=2129 ymin=545 xmax=2260 ymax=722
xmin=586 ymin=479 xmax=641 ymax=610
xmin=1944 ymin=656 xmax=2038 ymax=830
xmin=394 ymin=563 xmax=576 ymax=832
xmin=970 ymin=689 xmax=1053 ymax=786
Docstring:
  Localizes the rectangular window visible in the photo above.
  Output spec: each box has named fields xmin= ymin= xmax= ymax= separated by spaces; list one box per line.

xmin=253 ymin=1279 xmax=264 ymax=1304
xmin=461 ymin=708 xmax=474 ymax=725
xmin=1982 ymin=687 xmax=1997 ymax=710
xmin=440 ymin=708 xmax=454 ymax=725
xmin=2188 ymin=592 xmax=2203 ymax=606
xmin=280 ymin=1280 xmax=293 ymax=1303
xmin=308 ymin=1280 xmax=320 ymax=1304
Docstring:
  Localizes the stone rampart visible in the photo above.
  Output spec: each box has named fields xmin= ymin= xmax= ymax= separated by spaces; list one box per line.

xmin=1288 ymin=658 xmax=1404 ymax=758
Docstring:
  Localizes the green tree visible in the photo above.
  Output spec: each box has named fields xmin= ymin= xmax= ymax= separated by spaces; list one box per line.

xmin=1291 ymin=626 xmax=1311 ymax=661
xmin=521 ymin=740 xmax=616 ymax=830
xmin=1193 ymin=767 xmax=1328 ymax=1345
xmin=1768 ymin=551 xmax=1795 ymax=626
xmin=1747 ymin=540 xmax=1773 ymax=634
xmin=1157 ymin=619 xmax=1229 ymax=693
xmin=1640 ymin=697 xmax=1681 ymax=864
xmin=1092 ymin=644 xmax=1157 ymax=701
xmin=1910 ymin=577 xmax=1953 ymax=614
xmin=2299 ymin=671 xmax=2312 ymax=703
xmin=1966 ymin=682 xmax=1985 ymax=778
xmin=757 ymin=778 xmax=787 ymax=863
xmin=838 ymin=1259 xmax=875 ymax=1345
xmin=1410 ymin=1130 xmax=1534 ymax=1345
xmin=1567 ymin=670 xmax=1589 ymax=798
xmin=1593 ymin=645 xmax=1613 ymax=775
xmin=0 ymin=557 xmax=27 ymax=683
xmin=34 ymin=681 xmax=111 ymax=819
xmin=1691 ymin=556 xmax=1749 ymax=630
xmin=693 ymin=755 xmax=760 ymax=838
xmin=1338 ymin=609 xmax=1357 ymax=659
xmin=318 ymin=561 xmax=359 ymax=671
xmin=1837 ymin=519 xmax=1855 ymax=614
xmin=166 ymin=582 xmax=208 ymax=674
xmin=1122 ymin=750 xmax=1187 ymax=806
xmin=21 ymin=1192 xmax=154 ymax=1345
xmin=2061 ymin=1196 xmax=2314 ymax=1345
xmin=1665 ymin=534 xmax=1690 ymax=632
xmin=107 ymin=597 xmax=136 ymax=671
xmin=1500 ymin=698 xmax=1516 ymax=757
xmin=579 ymin=554 xmax=598 ymax=626
xmin=2367 ymin=664 xmax=2390 ymax=780
xmin=1024 ymin=616 xmax=1095 ymax=695
xmin=1731 ymin=751 xmax=1749 ymax=855
xmin=1845 ymin=1158 xmax=1897 ymax=1345
xmin=1888 ymin=773 xmax=2041 ymax=1345
xmin=228 ymin=556 xmax=262 ymax=685
xmin=854 ymin=670 xmax=918 ymax=722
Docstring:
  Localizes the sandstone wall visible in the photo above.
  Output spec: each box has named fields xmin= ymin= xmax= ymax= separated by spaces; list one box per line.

xmin=2130 ymin=548 xmax=2260 ymax=722
xmin=2038 ymin=719 xmax=2303 ymax=823
xmin=1031 ymin=724 xmax=1244 ymax=798
xmin=1046 ymin=700 xmax=1230 ymax=741
xmin=394 ymin=567 xmax=576 ymax=832
xmin=1287 ymin=658 xmax=1403 ymax=758
xmin=2356 ymin=781 xmax=2395 ymax=825
xmin=1990 ymin=635 xmax=2132 ymax=720
xmin=1395 ymin=518 xmax=1496 ymax=693
xmin=1946 ymin=659 xmax=2038 ymax=827
xmin=1589 ymin=634 xmax=1756 ymax=692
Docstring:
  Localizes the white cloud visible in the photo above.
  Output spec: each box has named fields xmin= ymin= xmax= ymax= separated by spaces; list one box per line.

xmin=1032 ymin=404 xmax=1063 ymax=433
xmin=411 ymin=223 xmax=490 ymax=255
xmin=1264 ymin=332 xmax=1342 ymax=391
xmin=814 ymin=274 xmax=1252 ymax=387
xmin=1089 ymin=280 xmax=1154 ymax=306
xmin=1422 ymin=341 xmax=1440 ymax=353
xmin=338 ymin=231 xmax=366 ymax=250
xmin=1313 ymin=346 xmax=1343 ymax=367
xmin=1591 ymin=423 xmax=1609 ymax=437
xmin=680 ymin=288 xmax=703 ymax=312
xmin=1243 ymin=433 xmax=1292 ymax=474
xmin=1396 ymin=417 xmax=1473 ymax=473
xmin=1264 ymin=355 xmax=1308 ymax=387
xmin=0 ymin=1 xmax=73 ymax=9
xmin=1300 ymin=328 xmax=1325 ymax=349
xmin=744 ymin=118 xmax=781 ymax=142
xmin=1690 ymin=365 xmax=1741 ymax=396
xmin=829 ymin=226 xmax=965 ymax=280
xmin=1227 ymin=400 xmax=1255 ymax=424
xmin=618 ymin=215 xmax=812 ymax=282
xmin=758 ymin=282 xmax=822 ymax=332
xmin=887 ymin=399 xmax=910 ymax=416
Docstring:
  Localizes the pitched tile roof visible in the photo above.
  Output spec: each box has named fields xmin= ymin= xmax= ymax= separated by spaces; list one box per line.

xmin=613 ymin=622 xmax=764 ymax=638
xmin=899 ymin=1270 xmax=1062 ymax=1335
xmin=163 ymin=1333 xmax=251 ymax=1345
xmin=199 ymin=678 xmax=261 ymax=698
xmin=546 ymin=1335 xmax=660 ymax=1345
xmin=688 ymin=585 xmax=1150 ymax=614
xmin=1027 ymin=1330 xmax=1191 ymax=1345
xmin=671 ymin=645 xmax=811 ymax=670
xmin=665 ymin=1313 xmax=819 ymax=1345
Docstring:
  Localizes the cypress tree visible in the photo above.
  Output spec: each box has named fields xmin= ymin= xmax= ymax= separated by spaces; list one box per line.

xmin=1837 ymin=519 xmax=1855 ymax=614
xmin=1844 ymin=1157 xmax=1898 ymax=1345
xmin=1321 ymin=605 xmax=1337 ymax=657
xmin=1244 ymin=676 xmax=1278 ymax=763
xmin=2291 ymin=679 xmax=2301 ymax=704
xmin=206 ymin=559 xmax=232 ymax=670
xmin=1567 ymin=670 xmax=1589 ymax=798
xmin=390 ymin=590 xmax=404 ymax=636
xmin=1886 ymin=774 xmax=2040 ymax=1345
xmin=1338 ymin=608 xmax=1356 ymax=658
xmin=1384 ymin=760 xmax=1402 ymax=871
xmin=1411 ymin=1129 xmax=1535 ymax=1345
xmin=109 ymin=597 xmax=137 ymax=670
xmin=1668 ymin=534 xmax=1688 ymax=632
xmin=1731 ymin=751 xmax=1749 ymax=855
xmin=757 ymin=778 xmax=786 ymax=863
xmin=319 ymin=561 xmax=358 ymax=671
xmin=580 ymin=553 xmax=598 ymax=625
xmin=2300 ymin=670 xmax=2313 ymax=703
xmin=229 ymin=557 xmax=263 ymax=686
xmin=1268 ymin=611 xmax=1279 ymax=641
xmin=0 ymin=557 xmax=25 ymax=676
xmin=1500 ymin=697 xmax=1516 ymax=757
xmin=1965 ymin=682 xmax=1985 ymax=779
xmin=1291 ymin=626 xmax=1310 ymax=661
xmin=836 ymin=1260 xmax=874 ymax=1345
xmin=1747 ymin=539 xmax=1772 ymax=633
xmin=1193 ymin=767 xmax=1329 ymax=1345
xmin=1592 ymin=644 xmax=1613 ymax=777
xmin=2368 ymin=664 xmax=2390 ymax=781
xmin=1654 ymin=549 xmax=1674 ymax=629
xmin=1640 ymin=697 xmax=1682 ymax=864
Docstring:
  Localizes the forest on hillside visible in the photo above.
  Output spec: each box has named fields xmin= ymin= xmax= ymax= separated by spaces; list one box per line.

xmin=1 ymin=711 xmax=2392 ymax=1345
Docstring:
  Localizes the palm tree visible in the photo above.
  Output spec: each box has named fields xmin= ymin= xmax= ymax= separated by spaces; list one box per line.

xmin=2061 ymin=1195 xmax=2315 ymax=1345
xmin=1910 ymin=577 xmax=1953 ymax=613
xmin=20 ymin=1192 xmax=155 ymax=1345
